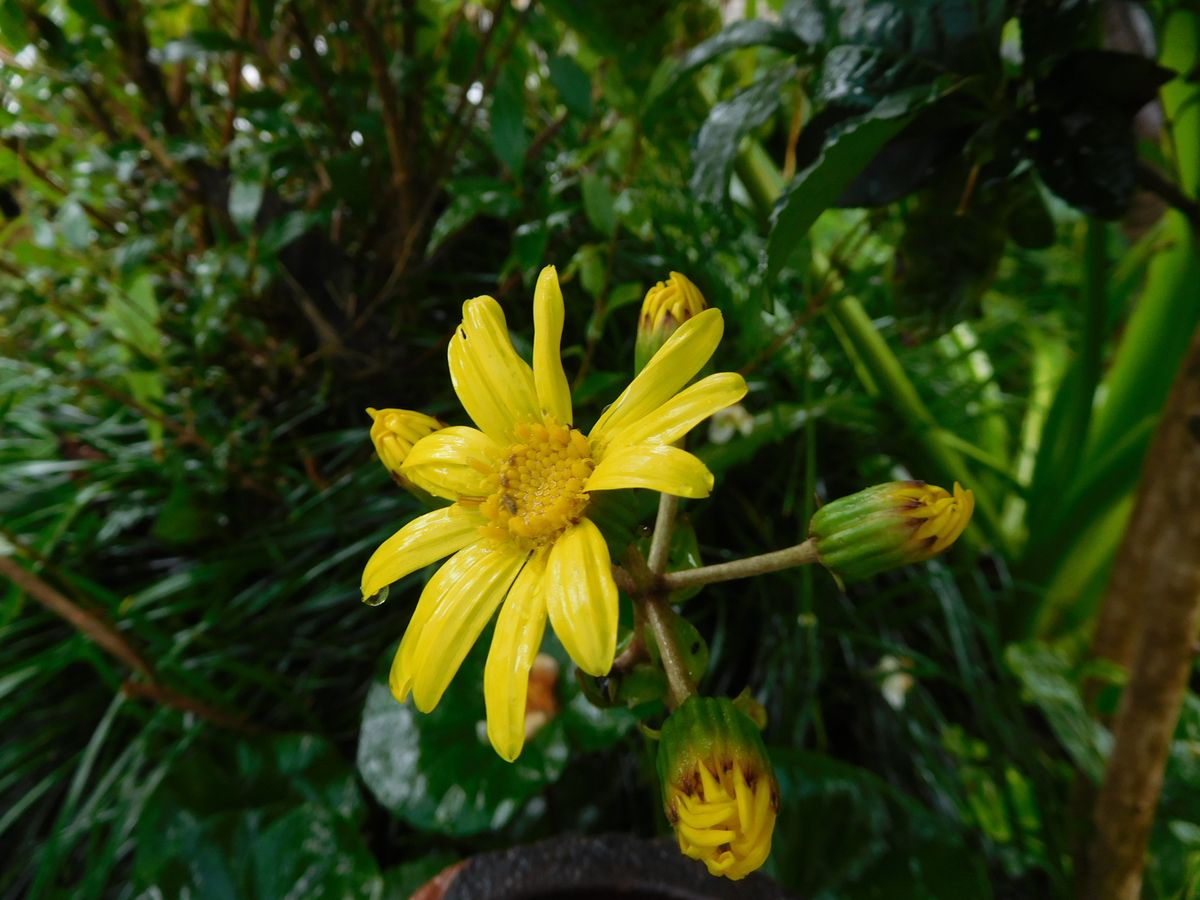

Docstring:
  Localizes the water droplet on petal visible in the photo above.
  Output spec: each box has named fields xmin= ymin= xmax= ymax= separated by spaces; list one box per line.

xmin=363 ymin=586 xmax=389 ymax=607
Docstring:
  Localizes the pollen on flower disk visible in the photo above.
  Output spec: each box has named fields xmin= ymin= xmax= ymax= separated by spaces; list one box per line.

xmin=477 ymin=419 xmax=595 ymax=543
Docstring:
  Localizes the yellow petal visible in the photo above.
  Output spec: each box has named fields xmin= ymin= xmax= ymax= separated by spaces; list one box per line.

xmin=544 ymin=518 xmax=617 ymax=676
xmin=448 ymin=296 xmax=539 ymax=442
xmin=484 ymin=552 xmax=548 ymax=761
xmin=388 ymin=540 xmax=491 ymax=701
xmin=401 ymin=426 xmax=500 ymax=499
xmin=602 ymin=371 xmax=747 ymax=455
xmin=532 ymin=266 xmax=572 ymax=425
xmin=588 ymin=308 xmax=723 ymax=456
xmin=677 ymin=823 xmax=736 ymax=848
xmin=585 ymin=444 xmax=714 ymax=498
xmin=409 ymin=544 xmax=527 ymax=712
xmin=361 ymin=505 xmax=484 ymax=600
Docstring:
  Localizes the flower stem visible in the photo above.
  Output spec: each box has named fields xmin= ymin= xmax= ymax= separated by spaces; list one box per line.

xmin=646 ymin=491 xmax=679 ymax=574
xmin=643 ymin=593 xmax=696 ymax=710
xmin=661 ymin=540 xmax=820 ymax=592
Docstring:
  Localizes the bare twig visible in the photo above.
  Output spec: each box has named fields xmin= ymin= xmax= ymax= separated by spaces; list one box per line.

xmin=0 ymin=555 xmax=153 ymax=678
xmin=0 ymin=551 xmax=261 ymax=733
xmin=357 ymin=2 xmax=531 ymax=325
xmin=221 ymin=0 xmax=253 ymax=146
xmin=352 ymin=0 xmax=413 ymax=224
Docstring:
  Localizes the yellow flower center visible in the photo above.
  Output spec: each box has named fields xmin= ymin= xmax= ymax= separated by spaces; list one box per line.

xmin=479 ymin=419 xmax=594 ymax=544
xmin=666 ymin=759 xmax=777 ymax=880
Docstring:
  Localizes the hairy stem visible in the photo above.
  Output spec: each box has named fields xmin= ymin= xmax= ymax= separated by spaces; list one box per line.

xmin=661 ymin=540 xmax=820 ymax=592
xmin=646 ymin=493 xmax=680 ymax=575
xmin=643 ymin=594 xmax=696 ymax=710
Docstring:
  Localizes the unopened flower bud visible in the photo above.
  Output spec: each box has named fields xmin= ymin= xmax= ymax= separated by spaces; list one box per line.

xmin=657 ymin=696 xmax=779 ymax=880
xmin=367 ymin=408 xmax=442 ymax=482
xmin=808 ymin=481 xmax=974 ymax=583
xmin=636 ymin=272 xmax=708 ymax=373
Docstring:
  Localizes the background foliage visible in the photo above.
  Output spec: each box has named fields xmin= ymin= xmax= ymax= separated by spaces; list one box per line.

xmin=2 ymin=0 xmax=1198 ymax=897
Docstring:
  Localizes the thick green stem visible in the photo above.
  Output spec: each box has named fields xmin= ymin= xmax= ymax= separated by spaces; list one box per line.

xmin=661 ymin=540 xmax=820 ymax=592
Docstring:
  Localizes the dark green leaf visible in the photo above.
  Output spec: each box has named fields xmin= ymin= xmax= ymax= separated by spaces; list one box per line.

xmin=1006 ymin=642 xmax=1111 ymax=782
xmin=766 ymin=87 xmax=939 ymax=280
xmin=427 ymin=178 xmax=520 ymax=257
xmin=580 ymin=172 xmax=616 ymax=237
xmin=356 ymin=637 xmax=632 ymax=837
xmin=691 ymin=66 xmax=794 ymax=205
xmin=548 ymin=54 xmax=593 ymax=118
xmin=644 ymin=19 xmax=806 ymax=110
xmin=491 ymin=62 xmax=528 ymax=177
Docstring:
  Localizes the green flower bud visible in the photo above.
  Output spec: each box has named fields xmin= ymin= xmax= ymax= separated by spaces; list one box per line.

xmin=657 ymin=696 xmax=779 ymax=880
xmin=635 ymin=272 xmax=708 ymax=373
xmin=808 ymin=481 xmax=974 ymax=583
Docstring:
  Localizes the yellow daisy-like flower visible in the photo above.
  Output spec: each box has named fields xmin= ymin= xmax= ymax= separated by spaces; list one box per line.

xmin=361 ymin=265 xmax=747 ymax=761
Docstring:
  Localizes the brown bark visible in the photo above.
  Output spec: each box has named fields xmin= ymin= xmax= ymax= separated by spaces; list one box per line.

xmin=1082 ymin=325 xmax=1200 ymax=899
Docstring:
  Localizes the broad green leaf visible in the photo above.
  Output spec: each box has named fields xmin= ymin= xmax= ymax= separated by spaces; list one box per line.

xmin=548 ymin=54 xmax=592 ymax=118
xmin=356 ymin=636 xmax=633 ymax=837
xmin=692 ymin=65 xmax=794 ymax=205
xmin=427 ymin=178 xmax=519 ymax=257
xmin=766 ymin=87 xmax=939 ymax=281
xmin=229 ymin=171 xmax=265 ymax=234
xmin=645 ymin=19 xmax=807 ymax=111
xmin=491 ymin=62 xmax=528 ymax=177
xmin=580 ymin=171 xmax=616 ymax=238
xmin=1005 ymin=642 xmax=1110 ymax=781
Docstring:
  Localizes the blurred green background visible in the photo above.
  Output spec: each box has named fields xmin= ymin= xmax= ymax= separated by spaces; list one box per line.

xmin=2 ymin=1 xmax=1199 ymax=897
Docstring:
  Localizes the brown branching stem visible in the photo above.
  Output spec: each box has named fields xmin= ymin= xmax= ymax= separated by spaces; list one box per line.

xmin=614 ymin=489 xmax=822 ymax=708
xmin=644 ymin=594 xmax=695 ymax=710
xmin=356 ymin=1 xmax=530 ymax=328
xmin=1081 ymin=325 xmax=1200 ymax=900
xmin=0 ymin=554 xmax=259 ymax=732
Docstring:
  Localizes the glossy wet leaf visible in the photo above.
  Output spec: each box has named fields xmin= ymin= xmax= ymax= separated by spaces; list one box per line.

xmin=692 ymin=65 xmax=794 ymax=205
xmin=357 ymin=636 xmax=633 ymax=836
xmin=766 ymin=86 xmax=941 ymax=281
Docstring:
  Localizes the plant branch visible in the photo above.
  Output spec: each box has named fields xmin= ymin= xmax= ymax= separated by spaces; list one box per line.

xmin=0 ymin=554 xmax=153 ymax=678
xmin=1082 ymin=324 xmax=1200 ymax=899
xmin=661 ymin=540 xmax=820 ymax=592
xmin=1137 ymin=161 xmax=1200 ymax=230
xmin=646 ymin=493 xmax=680 ymax=575
xmin=0 ymin=552 xmax=261 ymax=732
xmin=643 ymin=594 xmax=696 ymax=710
xmin=221 ymin=0 xmax=253 ymax=146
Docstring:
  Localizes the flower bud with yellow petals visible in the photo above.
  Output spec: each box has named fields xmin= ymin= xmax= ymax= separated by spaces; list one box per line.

xmin=635 ymin=272 xmax=708 ymax=373
xmin=808 ymin=480 xmax=974 ymax=583
xmin=367 ymin=408 xmax=443 ymax=483
xmin=657 ymin=696 xmax=779 ymax=880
